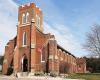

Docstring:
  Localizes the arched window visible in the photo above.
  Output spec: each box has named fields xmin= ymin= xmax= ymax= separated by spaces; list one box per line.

xmin=26 ymin=12 xmax=29 ymax=23
xmin=22 ymin=13 xmax=26 ymax=24
xmin=36 ymin=15 xmax=40 ymax=28
xmin=23 ymin=32 xmax=27 ymax=46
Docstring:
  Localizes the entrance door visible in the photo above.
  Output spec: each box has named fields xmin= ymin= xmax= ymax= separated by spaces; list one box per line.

xmin=23 ymin=58 xmax=28 ymax=72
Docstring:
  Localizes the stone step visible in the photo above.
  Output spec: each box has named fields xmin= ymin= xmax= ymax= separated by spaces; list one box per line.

xmin=22 ymin=72 xmax=28 ymax=76
xmin=17 ymin=72 xmax=28 ymax=77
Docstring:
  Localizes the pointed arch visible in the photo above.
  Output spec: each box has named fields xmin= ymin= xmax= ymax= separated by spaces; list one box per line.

xmin=21 ymin=54 xmax=28 ymax=72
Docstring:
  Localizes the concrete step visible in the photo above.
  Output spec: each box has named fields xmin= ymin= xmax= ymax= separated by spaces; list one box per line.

xmin=17 ymin=72 xmax=28 ymax=77
xmin=22 ymin=72 xmax=28 ymax=76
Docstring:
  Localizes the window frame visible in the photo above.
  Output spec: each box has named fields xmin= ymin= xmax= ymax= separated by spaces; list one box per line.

xmin=22 ymin=32 xmax=27 ymax=46
xmin=22 ymin=13 xmax=26 ymax=24
xmin=26 ymin=12 xmax=30 ymax=23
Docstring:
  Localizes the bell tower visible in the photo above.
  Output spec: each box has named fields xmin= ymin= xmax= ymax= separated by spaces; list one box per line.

xmin=14 ymin=3 xmax=43 ymax=73
xmin=18 ymin=3 xmax=43 ymax=31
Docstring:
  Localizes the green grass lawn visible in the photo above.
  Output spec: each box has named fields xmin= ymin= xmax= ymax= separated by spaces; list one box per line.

xmin=67 ymin=73 xmax=100 ymax=80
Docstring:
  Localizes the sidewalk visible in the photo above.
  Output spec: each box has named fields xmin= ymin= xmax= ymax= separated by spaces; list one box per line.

xmin=0 ymin=76 xmax=85 ymax=80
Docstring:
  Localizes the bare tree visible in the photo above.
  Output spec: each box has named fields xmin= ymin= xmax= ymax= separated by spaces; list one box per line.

xmin=84 ymin=24 xmax=100 ymax=58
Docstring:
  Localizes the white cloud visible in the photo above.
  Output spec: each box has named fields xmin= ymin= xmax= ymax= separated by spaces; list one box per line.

xmin=0 ymin=0 xmax=18 ymax=55
xmin=44 ymin=22 xmax=86 ymax=57
xmin=36 ymin=0 xmax=87 ymax=57
xmin=0 ymin=0 xmax=87 ymax=57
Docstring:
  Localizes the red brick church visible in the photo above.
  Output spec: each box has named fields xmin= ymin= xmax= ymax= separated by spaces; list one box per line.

xmin=2 ymin=3 xmax=86 ymax=75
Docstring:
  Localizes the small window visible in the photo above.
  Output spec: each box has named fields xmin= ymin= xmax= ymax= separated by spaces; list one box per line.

xmin=26 ymin=12 xmax=29 ymax=23
xmin=22 ymin=13 xmax=26 ymax=24
xmin=23 ymin=32 xmax=27 ymax=46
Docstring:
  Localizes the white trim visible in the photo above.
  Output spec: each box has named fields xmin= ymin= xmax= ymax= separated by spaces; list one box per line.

xmin=49 ymin=55 xmax=53 ymax=59
xmin=31 ymin=18 xmax=35 ymax=23
xmin=31 ymin=44 xmax=35 ymax=49
xmin=41 ymin=52 xmax=45 ymax=63
xmin=22 ymin=45 xmax=27 ymax=47
xmin=23 ymin=23 xmax=30 ymax=26
xmin=21 ymin=23 xmax=31 ymax=27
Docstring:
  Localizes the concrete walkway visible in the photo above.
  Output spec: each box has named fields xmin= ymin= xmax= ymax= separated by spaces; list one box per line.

xmin=0 ymin=76 xmax=85 ymax=80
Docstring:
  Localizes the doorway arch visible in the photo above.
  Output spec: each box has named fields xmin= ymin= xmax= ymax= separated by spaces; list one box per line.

xmin=22 ymin=55 xmax=28 ymax=72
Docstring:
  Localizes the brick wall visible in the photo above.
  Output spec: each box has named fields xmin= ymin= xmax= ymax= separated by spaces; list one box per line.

xmin=77 ymin=58 xmax=86 ymax=73
xmin=2 ymin=37 xmax=16 ymax=74
xmin=2 ymin=3 xmax=86 ymax=75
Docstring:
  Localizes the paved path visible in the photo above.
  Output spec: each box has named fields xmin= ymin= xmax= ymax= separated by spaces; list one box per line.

xmin=0 ymin=76 xmax=85 ymax=80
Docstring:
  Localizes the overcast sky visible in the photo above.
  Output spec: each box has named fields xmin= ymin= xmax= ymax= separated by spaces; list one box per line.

xmin=0 ymin=0 xmax=100 ymax=57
